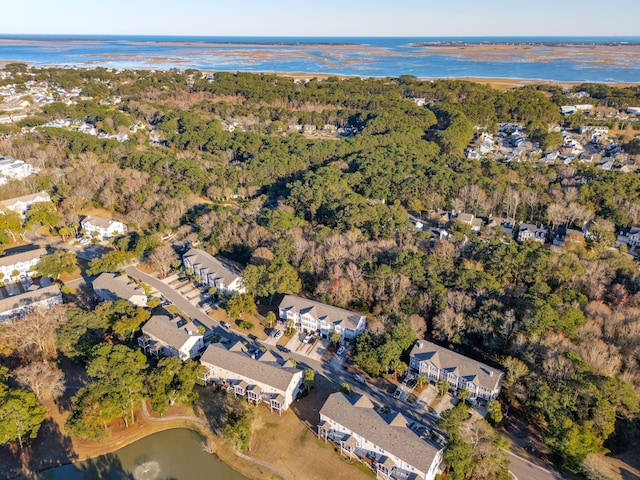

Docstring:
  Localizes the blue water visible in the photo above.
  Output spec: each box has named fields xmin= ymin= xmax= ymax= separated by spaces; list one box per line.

xmin=1 ymin=35 xmax=639 ymax=82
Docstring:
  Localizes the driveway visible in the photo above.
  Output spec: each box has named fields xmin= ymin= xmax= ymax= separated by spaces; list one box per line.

xmin=124 ymin=265 xmax=218 ymax=331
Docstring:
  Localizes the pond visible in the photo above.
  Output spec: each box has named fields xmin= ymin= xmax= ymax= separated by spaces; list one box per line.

xmin=32 ymin=428 xmax=248 ymax=480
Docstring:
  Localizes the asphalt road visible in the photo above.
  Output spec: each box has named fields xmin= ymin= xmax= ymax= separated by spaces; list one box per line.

xmin=124 ymin=265 xmax=566 ymax=480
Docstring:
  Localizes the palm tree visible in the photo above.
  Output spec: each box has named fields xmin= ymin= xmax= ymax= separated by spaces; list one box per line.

xmin=416 ymin=374 xmax=427 ymax=388
xmin=330 ymin=331 xmax=341 ymax=347
xmin=437 ymin=380 xmax=450 ymax=397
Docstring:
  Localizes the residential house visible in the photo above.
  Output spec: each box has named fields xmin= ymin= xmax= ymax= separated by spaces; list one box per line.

xmin=487 ymin=217 xmax=516 ymax=235
xmin=278 ymin=295 xmax=366 ymax=341
xmin=626 ymin=107 xmax=640 ymax=116
xmin=616 ymin=227 xmax=640 ymax=249
xmin=0 ymin=282 xmax=62 ymax=322
xmin=182 ymin=248 xmax=245 ymax=295
xmin=200 ymin=341 xmax=303 ymax=415
xmin=0 ymin=247 xmax=47 ymax=281
xmin=517 ymin=223 xmax=548 ymax=243
xmin=0 ymin=191 xmax=51 ymax=216
xmin=81 ymin=215 xmax=127 ymax=240
xmin=0 ymin=156 xmax=37 ymax=181
xmin=92 ymin=272 xmax=148 ymax=307
xmin=553 ymin=227 xmax=585 ymax=247
xmin=456 ymin=212 xmax=482 ymax=233
xmin=318 ymin=392 xmax=443 ymax=480
xmin=409 ymin=340 xmax=504 ymax=403
xmin=138 ymin=315 xmax=204 ymax=361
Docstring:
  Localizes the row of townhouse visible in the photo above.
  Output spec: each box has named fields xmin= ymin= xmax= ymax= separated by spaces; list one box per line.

xmin=0 ymin=191 xmax=51 ymax=216
xmin=0 ymin=281 xmax=62 ymax=322
xmin=319 ymin=392 xmax=443 ymax=480
xmin=182 ymin=248 xmax=245 ymax=295
xmin=278 ymin=294 xmax=367 ymax=342
xmin=0 ymin=247 xmax=46 ymax=281
xmin=409 ymin=340 xmax=503 ymax=403
xmin=92 ymin=272 xmax=147 ymax=307
xmin=135 ymin=313 xmax=303 ymax=414
xmin=0 ymin=156 xmax=37 ymax=185
xmin=200 ymin=341 xmax=303 ymax=415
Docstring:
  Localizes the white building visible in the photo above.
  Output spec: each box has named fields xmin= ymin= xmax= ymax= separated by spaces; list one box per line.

xmin=0 ymin=283 xmax=62 ymax=322
xmin=182 ymin=248 xmax=245 ymax=295
xmin=200 ymin=341 xmax=303 ymax=415
xmin=278 ymin=295 xmax=367 ymax=341
xmin=81 ymin=215 xmax=127 ymax=240
xmin=0 ymin=156 xmax=37 ymax=182
xmin=138 ymin=315 xmax=203 ymax=361
xmin=0 ymin=191 xmax=51 ymax=216
xmin=409 ymin=341 xmax=503 ymax=403
xmin=517 ymin=223 xmax=548 ymax=243
xmin=0 ymin=247 xmax=47 ymax=280
xmin=319 ymin=392 xmax=443 ymax=480
xmin=92 ymin=272 xmax=148 ymax=307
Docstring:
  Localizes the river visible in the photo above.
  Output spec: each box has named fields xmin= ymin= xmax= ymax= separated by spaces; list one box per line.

xmin=31 ymin=428 xmax=247 ymax=480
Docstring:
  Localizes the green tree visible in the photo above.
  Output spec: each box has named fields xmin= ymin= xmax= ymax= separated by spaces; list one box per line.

xmin=226 ymin=293 xmax=256 ymax=319
xmin=223 ymin=408 xmax=254 ymax=451
xmin=148 ymin=357 xmax=205 ymax=414
xmin=304 ymin=368 xmax=315 ymax=389
xmin=0 ymin=212 xmax=23 ymax=243
xmin=487 ymin=399 xmax=503 ymax=424
xmin=0 ymin=380 xmax=47 ymax=450
xmin=438 ymin=379 xmax=450 ymax=397
xmin=112 ymin=307 xmax=151 ymax=341
xmin=87 ymin=250 xmax=134 ymax=275
xmin=27 ymin=202 xmax=61 ymax=228
xmin=416 ymin=374 xmax=427 ymax=388
xmin=329 ymin=331 xmax=342 ymax=346
xmin=36 ymin=251 xmax=78 ymax=280
xmin=265 ymin=311 xmax=276 ymax=328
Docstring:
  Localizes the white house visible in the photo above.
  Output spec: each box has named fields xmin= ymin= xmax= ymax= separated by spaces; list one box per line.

xmin=0 ymin=247 xmax=47 ymax=281
xmin=0 ymin=156 xmax=37 ymax=181
xmin=182 ymin=248 xmax=245 ymax=295
xmin=456 ymin=212 xmax=482 ymax=233
xmin=138 ymin=315 xmax=204 ymax=361
xmin=616 ymin=227 xmax=640 ymax=249
xmin=517 ymin=223 xmax=548 ymax=243
xmin=200 ymin=341 xmax=303 ymax=415
xmin=81 ymin=215 xmax=127 ymax=240
xmin=92 ymin=272 xmax=148 ymax=307
xmin=0 ymin=191 xmax=51 ymax=216
xmin=409 ymin=340 xmax=504 ymax=403
xmin=318 ymin=392 xmax=443 ymax=480
xmin=278 ymin=295 xmax=366 ymax=341
xmin=0 ymin=283 xmax=62 ymax=322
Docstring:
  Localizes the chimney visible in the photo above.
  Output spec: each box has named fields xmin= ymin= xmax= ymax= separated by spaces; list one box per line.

xmin=489 ymin=371 xmax=494 ymax=377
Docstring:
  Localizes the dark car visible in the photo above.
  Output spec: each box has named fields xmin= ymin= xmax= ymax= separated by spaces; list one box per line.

xmin=277 ymin=345 xmax=291 ymax=354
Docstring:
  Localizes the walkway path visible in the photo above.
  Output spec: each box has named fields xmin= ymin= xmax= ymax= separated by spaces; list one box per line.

xmin=140 ymin=401 xmax=292 ymax=480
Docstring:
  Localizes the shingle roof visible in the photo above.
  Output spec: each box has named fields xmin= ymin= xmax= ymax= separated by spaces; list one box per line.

xmin=200 ymin=341 xmax=300 ymax=392
xmin=410 ymin=341 xmax=503 ymax=392
xmin=82 ymin=215 xmax=125 ymax=230
xmin=0 ymin=247 xmax=46 ymax=268
xmin=92 ymin=273 xmax=145 ymax=301
xmin=0 ymin=284 xmax=60 ymax=315
xmin=278 ymin=295 xmax=364 ymax=331
xmin=0 ymin=191 xmax=50 ymax=210
xmin=141 ymin=315 xmax=201 ymax=350
xmin=320 ymin=393 xmax=441 ymax=475
xmin=182 ymin=248 xmax=241 ymax=288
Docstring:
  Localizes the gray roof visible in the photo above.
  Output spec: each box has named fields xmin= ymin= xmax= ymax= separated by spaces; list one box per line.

xmin=0 ymin=247 xmax=46 ymax=268
xmin=410 ymin=341 xmax=503 ymax=392
xmin=320 ymin=393 xmax=441 ymax=475
xmin=457 ymin=213 xmax=474 ymax=223
xmin=0 ymin=284 xmax=61 ymax=315
xmin=518 ymin=223 xmax=548 ymax=235
xmin=182 ymin=248 xmax=241 ymax=287
xmin=200 ymin=341 xmax=300 ymax=392
xmin=141 ymin=315 xmax=200 ymax=349
xmin=0 ymin=191 xmax=51 ymax=209
xmin=279 ymin=295 xmax=364 ymax=331
xmin=92 ymin=273 xmax=145 ymax=301
xmin=81 ymin=215 xmax=125 ymax=230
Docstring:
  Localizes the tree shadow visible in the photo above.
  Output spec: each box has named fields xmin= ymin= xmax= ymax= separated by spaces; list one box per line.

xmin=72 ymin=454 xmax=135 ymax=479
xmin=27 ymin=417 xmax=78 ymax=474
xmin=194 ymin=385 xmax=245 ymax=432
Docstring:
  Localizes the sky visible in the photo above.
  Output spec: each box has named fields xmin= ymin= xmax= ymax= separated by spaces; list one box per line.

xmin=1 ymin=0 xmax=639 ymax=37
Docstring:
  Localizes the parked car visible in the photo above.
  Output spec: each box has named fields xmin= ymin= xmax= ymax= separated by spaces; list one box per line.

xmin=220 ymin=321 xmax=231 ymax=329
xmin=394 ymin=386 xmax=403 ymax=399
xmin=337 ymin=346 xmax=345 ymax=356
xmin=277 ymin=344 xmax=290 ymax=353
xmin=302 ymin=334 xmax=314 ymax=344
xmin=354 ymin=374 xmax=366 ymax=384
xmin=274 ymin=330 xmax=284 ymax=339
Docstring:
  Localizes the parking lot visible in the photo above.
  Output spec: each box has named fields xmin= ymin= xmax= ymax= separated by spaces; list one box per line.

xmin=284 ymin=332 xmax=328 ymax=362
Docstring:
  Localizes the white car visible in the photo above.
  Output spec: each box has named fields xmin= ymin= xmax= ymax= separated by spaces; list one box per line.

xmin=354 ymin=374 xmax=366 ymax=384
xmin=274 ymin=330 xmax=283 ymax=339
xmin=337 ymin=346 xmax=345 ymax=356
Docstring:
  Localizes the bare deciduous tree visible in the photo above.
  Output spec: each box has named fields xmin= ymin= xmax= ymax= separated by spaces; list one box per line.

xmin=0 ymin=305 xmax=67 ymax=361
xmin=15 ymin=362 xmax=65 ymax=402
